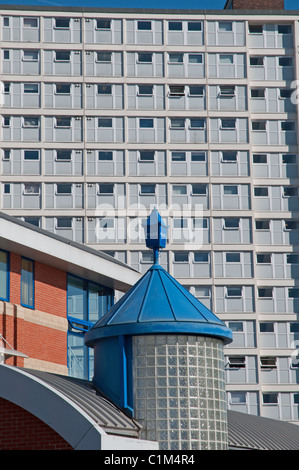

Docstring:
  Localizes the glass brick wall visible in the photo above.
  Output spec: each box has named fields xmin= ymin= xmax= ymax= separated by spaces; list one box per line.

xmin=133 ymin=334 xmax=227 ymax=450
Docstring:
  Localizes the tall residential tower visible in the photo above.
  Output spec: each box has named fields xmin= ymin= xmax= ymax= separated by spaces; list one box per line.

xmin=0 ymin=0 xmax=299 ymax=423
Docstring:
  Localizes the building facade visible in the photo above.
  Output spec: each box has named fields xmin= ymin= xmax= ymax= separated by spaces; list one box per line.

xmin=0 ymin=0 xmax=299 ymax=422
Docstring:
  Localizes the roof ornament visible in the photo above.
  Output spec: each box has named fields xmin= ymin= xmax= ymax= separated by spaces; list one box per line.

xmin=145 ymin=207 xmax=168 ymax=265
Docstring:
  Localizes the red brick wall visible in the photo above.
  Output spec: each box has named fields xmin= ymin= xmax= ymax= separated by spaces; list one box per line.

xmin=0 ymin=252 xmax=68 ymax=368
xmin=0 ymin=397 xmax=72 ymax=450
xmin=231 ymin=0 xmax=284 ymax=9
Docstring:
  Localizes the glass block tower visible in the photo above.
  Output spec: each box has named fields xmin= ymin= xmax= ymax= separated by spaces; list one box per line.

xmin=1 ymin=0 xmax=299 ymax=423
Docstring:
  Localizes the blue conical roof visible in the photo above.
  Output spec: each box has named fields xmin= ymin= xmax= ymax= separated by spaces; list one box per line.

xmin=85 ymin=263 xmax=233 ymax=345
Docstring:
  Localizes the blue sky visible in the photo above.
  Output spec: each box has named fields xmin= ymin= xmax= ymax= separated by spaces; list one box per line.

xmin=0 ymin=0 xmax=298 ymax=9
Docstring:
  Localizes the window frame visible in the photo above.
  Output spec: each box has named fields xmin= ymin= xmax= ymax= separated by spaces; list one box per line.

xmin=0 ymin=249 xmax=9 ymax=302
xmin=21 ymin=256 xmax=34 ymax=309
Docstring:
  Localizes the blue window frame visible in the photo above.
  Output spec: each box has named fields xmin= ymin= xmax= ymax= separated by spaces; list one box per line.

xmin=67 ymin=274 xmax=113 ymax=380
xmin=0 ymin=249 xmax=9 ymax=301
xmin=21 ymin=257 xmax=34 ymax=309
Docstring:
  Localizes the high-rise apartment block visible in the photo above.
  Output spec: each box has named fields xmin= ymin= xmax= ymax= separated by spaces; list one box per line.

xmin=0 ymin=0 xmax=299 ymax=423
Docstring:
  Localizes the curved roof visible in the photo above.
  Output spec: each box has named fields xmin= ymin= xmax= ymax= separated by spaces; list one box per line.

xmin=2 ymin=365 xmax=299 ymax=450
xmin=228 ymin=409 xmax=299 ymax=450
xmin=85 ymin=263 xmax=232 ymax=346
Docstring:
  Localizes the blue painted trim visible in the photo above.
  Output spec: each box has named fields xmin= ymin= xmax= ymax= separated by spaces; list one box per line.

xmin=20 ymin=256 xmax=34 ymax=310
xmin=85 ymin=321 xmax=233 ymax=345
xmin=0 ymin=249 xmax=10 ymax=302
xmin=119 ymin=335 xmax=134 ymax=417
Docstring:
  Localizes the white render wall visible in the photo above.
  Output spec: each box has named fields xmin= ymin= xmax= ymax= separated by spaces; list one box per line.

xmin=0 ymin=6 xmax=299 ymax=424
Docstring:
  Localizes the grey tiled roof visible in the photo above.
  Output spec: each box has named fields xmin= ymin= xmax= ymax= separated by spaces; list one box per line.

xmin=20 ymin=368 xmax=299 ymax=449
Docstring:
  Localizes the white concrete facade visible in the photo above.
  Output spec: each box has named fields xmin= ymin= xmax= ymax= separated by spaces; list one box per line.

xmin=0 ymin=5 xmax=299 ymax=423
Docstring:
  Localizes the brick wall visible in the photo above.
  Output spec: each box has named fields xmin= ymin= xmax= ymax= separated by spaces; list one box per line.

xmin=0 ymin=251 xmax=68 ymax=370
xmin=0 ymin=397 xmax=72 ymax=450
xmin=231 ymin=0 xmax=284 ymax=8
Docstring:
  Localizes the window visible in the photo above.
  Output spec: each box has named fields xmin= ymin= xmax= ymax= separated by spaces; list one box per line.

xmin=138 ymin=85 xmax=153 ymax=96
xmin=97 ymin=84 xmax=112 ymax=95
xmin=137 ymin=20 xmax=151 ymax=30
xmin=96 ymin=19 xmax=111 ymax=29
xmin=226 ymin=253 xmax=240 ymax=263
xmin=263 ymin=393 xmax=278 ymax=404
xmin=256 ymin=220 xmax=270 ymax=230
xmin=3 ymin=117 xmax=10 ymax=127
xmin=258 ymin=288 xmax=273 ymax=298
xmin=219 ymin=85 xmax=235 ymax=96
xmin=188 ymin=22 xmax=202 ymax=31
xmin=254 ymin=187 xmax=268 ymax=197
xmin=228 ymin=356 xmax=245 ymax=368
xmin=139 ymin=151 xmax=155 ymax=161
xmin=190 ymin=119 xmax=205 ymax=129
xmin=289 ymin=289 xmax=299 ymax=299
xmin=24 ymin=150 xmax=39 ymax=160
xmin=24 ymin=217 xmax=40 ymax=227
xmin=284 ymin=187 xmax=297 ymax=197
xmin=55 ymin=18 xmax=70 ymax=29
xmin=251 ymin=88 xmax=265 ymax=98
xmin=252 ymin=121 xmax=266 ymax=131
xmin=282 ymin=154 xmax=296 ymax=164
xmin=219 ymin=54 xmax=233 ymax=64
xmin=3 ymin=150 xmax=10 ymax=160
xmin=57 ymin=183 xmax=72 ymax=194
xmin=141 ymin=252 xmax=153 ymax=263
xmin=189 ymin=86 xmax=204 ymax=96
xmin=168 ymin=21 xmax=182 ymax=31
xmin=139 ymin=118 xmax=153 ymax=128
xmin=98 ymin=118 xmax=112 ymax=127
xmin=280 ymin=88 xmax=293 ymax=99
xmin=221 ymin=119 xmax=236 ymax=129
xmin=224 ymin=218 xmax=240 ymax=229
xmin=224 ymin=185 xmax=238 ymax=195
xmin=194 ymin=252 xmax=209 ymax=263
xmin=99 ymin=183 xmax=114 ymax=194
xmin=57 ymin=150 xmax=72 ymax=160
xmin=174 ymin=252 xmax=189 ymax=263
xmin=189 ymin=54 xmax=203 ymax=64
xmin=222 ymin=151 xmax=237 ymax=162
xmin=23 ymin=117 xmax=39 ymax=127
xmin=278 ymin=24 xmax=292 ymax=34
xmin=24 ymin=83 xmax=39 ymax=94
xmin=56 ymin=84 xmax=71 ymax=94
xmin=3 ymin=83 xmax=10 ymax=94
xmin=279 ymin=57 xmax=292 ymax=67
xmin=172 ymin=152 xmax=185 ymax=162
xmin=287 ymin=254 xmax=299 ymax=264
xmin=260 ymin=322 xmax=274 ymax=333
xmin=281 ymin=121 xmax=295 ymax=131
xmin=23 ymin=50 xmax=39 ymax=61
xmin=23 ymin=17 xmax=38 ymax=28
xmin=218 ymin=21 xmax=232 ymax=32
xmin=260 ymin=357 xmax=277 ymax=369
xmin=99 ymin=218 xmax=114 ymax=229
xmin=56 ymin=117 xmax=71 ymax=127
xmin=98 ymin=151 xmax=113 ymax=161
xmin=230 ymin=392 xmax=246 ymax=404
xmin=3 ymin=17 xmax=9 ymax=27
xmin=253 ymin=154 xmax=267 ymax=164
xmin=140 ymin=184 xmax=155 ymax=195
xmin=169 ymin=53 xmax=183 ymax=63
xmin=4 ymin=184 xmax=10 ymax=194
xmin=57 ymin=218 xmax=72 ymax=228
xmin=249 ymin=24 xmax=263 ymax=34
xmin=250 ymin=57 xmax=264 ymax=66
xmin=173 ymin=185 xmax=187 ymax=195
xmin=0 ymin=250 xmax=9 ymax=301
xmin=227 ymin=287 xmax=242 ymax=298
xmin=257 ymin=254 xmax=271 ymax=264
xmin=169 ymin=85 xmax=185 ymax=96
xmin=21 ymin=257 xmax=34 ymax=308
xmin=285 ymin=220 xmax=299 ymax=231
xmin=137 ymin=53 xmax=152 ymax=63
xmin=55 ymin=50 xmax=70 ymax=62
xmin=173 ymin=218 xmax=188 ymax=229
xmin=97 ymin=52 xmax=112 ymax=62
xmin=170 ymin=118 xmax=185 ymax=128
xmin=3 ymin=50 xmax=9 ymax=60
xmin=191 ymin=152 xmax=205 ymax=162
xmin=192 ymin=184 xmax=206 ymax=195
xmin=24 ymin=183 xmax=39 ymax=195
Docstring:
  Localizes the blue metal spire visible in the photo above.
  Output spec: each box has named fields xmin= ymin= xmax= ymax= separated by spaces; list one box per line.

xmin=145 ymin=207 xmax=168 ymax=265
